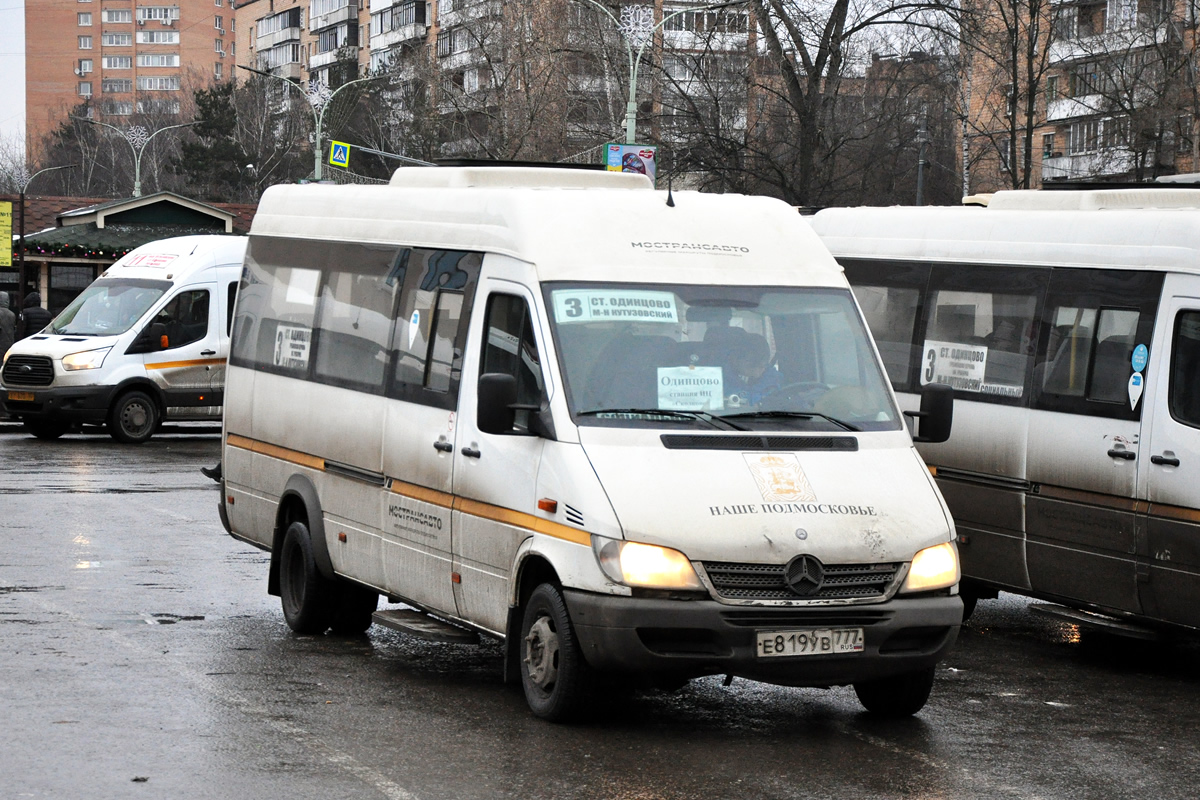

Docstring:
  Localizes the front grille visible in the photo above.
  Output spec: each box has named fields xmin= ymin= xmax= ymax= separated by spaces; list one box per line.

xmin=703 ymin=561 xmax=900 ymax=601
xmin=2 ymin=355 xmax=55 ymax=387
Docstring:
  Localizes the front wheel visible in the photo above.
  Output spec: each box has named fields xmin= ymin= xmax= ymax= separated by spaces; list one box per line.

xmin=108 ymin=390 xmax=159 ymax=444
xmin=853 ymin=667 xmax=936 ymax=717
xmin=520 ymin=583 xmax=594 ymax=721
xmin=279 ymin=521 xmax=334 ymax=634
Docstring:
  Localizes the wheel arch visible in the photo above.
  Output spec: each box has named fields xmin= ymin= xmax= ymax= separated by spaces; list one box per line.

xmin=502 ymin=551 xmax=561 ymax=684
xmin=267 ymin=474 xmax=334 ymax=596
xmin=109 ymin=377 xmax=166 ymax=413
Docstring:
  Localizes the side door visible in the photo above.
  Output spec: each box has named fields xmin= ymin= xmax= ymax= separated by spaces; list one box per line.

xmin=1139 ymin=279 xmax=1200 ymax=627
xmin=142 ymin=284 xmax=223 ymax=412
xmin=380 ymin=248 xmax=481 ymax=616
xmin=1024 ymin=268 xmax=1162 ymax=615
xmin=452 ymin=278 xmax=549 ymax=634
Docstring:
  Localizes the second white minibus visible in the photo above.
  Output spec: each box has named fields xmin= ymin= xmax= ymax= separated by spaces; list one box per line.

xmin=812 ymin=188 xmax=1200 ymax=632
xmin=219 ymin=167 xmax=962 ymax=720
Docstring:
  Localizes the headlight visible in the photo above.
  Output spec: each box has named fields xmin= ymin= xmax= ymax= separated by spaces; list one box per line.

xmin=62 ymin=347 xmax=112 ymax=371
xmin=592 ymin=536 xmax=704 ymax=590
xmin=901 ymin=542 xmax=960 ymax=593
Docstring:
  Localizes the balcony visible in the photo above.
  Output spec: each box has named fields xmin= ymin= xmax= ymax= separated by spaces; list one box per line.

xmin=371 ymin=22 xmax=427 ymax=49
xmin=1047 ymin=95 xmax=1103 ymax=122
xmin=309 ymin=48 xmax=351 ymax=69
xmin=1042 ymin=148 xmax=1134 ymax=180
xmin=257 ymin=26 xmax=302 ymax=50
xmin=310 ymin=2 xmax=359 ymax=33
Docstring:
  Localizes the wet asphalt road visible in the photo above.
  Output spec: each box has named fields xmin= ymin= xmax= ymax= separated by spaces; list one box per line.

xmin=2 ymin=427 xmax=1200 ymax=800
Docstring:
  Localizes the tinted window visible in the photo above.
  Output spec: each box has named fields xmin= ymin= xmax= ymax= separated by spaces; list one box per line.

xmin=153 ymin=289 xmax=210 ymax=350
xmin=1169 ymin=310 xmax=1200 ymax=428
xmin=482 ymin=294 xmax=544 ymax=407
xmin=1032 ymin=269 xmax=1161 ymax=420
xmin=313 ymin=263 xmax=402 ymax=392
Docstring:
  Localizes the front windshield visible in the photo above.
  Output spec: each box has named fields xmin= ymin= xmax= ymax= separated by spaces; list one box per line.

xmin=50 ymin=279 xmax=171 ymax=336
xmin=545 ymin=283 xmax=900 ymax=432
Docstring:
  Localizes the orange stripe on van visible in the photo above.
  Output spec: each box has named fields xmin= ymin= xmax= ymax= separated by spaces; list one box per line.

xmin=146 ymin=357 xmax=226 ymax=370
xmin=225 ymin=433 xmax=325 ymax=471
xmin=226 ymin=434 xmax=590 ymax=546
xmin=1034 ymin=484 xmax=1146 ymax=514
xmin=1148 ymin=503 xmax=1200 ymax=524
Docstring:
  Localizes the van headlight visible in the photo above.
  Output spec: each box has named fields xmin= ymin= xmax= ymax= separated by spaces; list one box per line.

xmin=901 ymin=542 xmax=960 ymax=593
xmin=62 ymin=347 xmax=112 ymax=371
xmin=592 ymin=536 xmax=704 ymax=590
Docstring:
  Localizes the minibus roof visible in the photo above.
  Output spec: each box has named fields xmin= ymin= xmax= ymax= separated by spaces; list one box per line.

xmin=811 ymin=191 xmax=1200 ymax=274
xmin=249 ymin=168 xmax=844 ymax=288
xmin=102 ymin=234 xmax=247 ymax=283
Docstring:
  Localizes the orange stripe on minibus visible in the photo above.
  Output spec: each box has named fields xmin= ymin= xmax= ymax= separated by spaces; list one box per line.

xmin=146 ymin=358 xmax=226 ymax=370
xmin=225 ymin=433 xmax=325 ymax=471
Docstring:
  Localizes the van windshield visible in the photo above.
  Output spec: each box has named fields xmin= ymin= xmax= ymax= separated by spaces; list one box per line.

xmin=50 ymin=278 xmax=172 ymax=336
xmin=544 ymin=283 xmax=901 ymax=432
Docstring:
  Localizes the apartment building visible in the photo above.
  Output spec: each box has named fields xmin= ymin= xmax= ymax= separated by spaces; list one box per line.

xmin=234 ymin=0 xmax=369 ymax=87
xmin=965 ymin=0 xmax=1198 ymax=192
xmin=26 ymin=0 xmax=235 ymax=156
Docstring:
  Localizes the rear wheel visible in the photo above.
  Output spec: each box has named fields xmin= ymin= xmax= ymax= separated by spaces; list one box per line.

xmin=279 ymin=520 xmax=334 ymax=634
xmin=520 ymin=583 xmax=594 ymax=721
xmin=328 ymin=582 xmax=378 ymax=636
xmin=24 ymin=420 xmax=67 ymax=440
xmin=853 ymin=667 xmax=936 ymax=717
xmin=108 ymin=390 xmax=159 ymax=444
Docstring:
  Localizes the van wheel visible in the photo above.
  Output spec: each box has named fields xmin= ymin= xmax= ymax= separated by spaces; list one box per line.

xmin=108 ymin=390 xmax=159 ymax=444
xmin=279 ymin=521 xmax=334 ymax=635
xmin=24 ymin=420 xmax=67 ymax=440
xmin=853 ymin=667 xmax=936 ymax=717
xmin=328 ymin=583 xmax=378 ymax=636
xmin=520 ymin=583 xmax=593 ymax=721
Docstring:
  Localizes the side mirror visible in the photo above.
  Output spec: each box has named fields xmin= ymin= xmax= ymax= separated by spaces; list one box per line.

xmin=906 ymin=383 xmax=954 ymax=443
xmin=478 ymin=373 xmax=518 ymax=435
xmin=151 ymin=322 xmax=169 ymax=351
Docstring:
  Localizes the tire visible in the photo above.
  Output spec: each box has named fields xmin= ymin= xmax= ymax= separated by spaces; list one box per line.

xmin=519 ymin=583 xmax=594 ymax=721
xmin=108 ymin=390 xmax=159 ymax=444
xmin=328 ymin=582 xmax=378 ymax=636
xmin=854 ymin=667 xmax=936 ymax=717
xmin=24 ymin=420 xmax=67 ymax=440
xmin=278 ymin=521 xmax=334 ymax=635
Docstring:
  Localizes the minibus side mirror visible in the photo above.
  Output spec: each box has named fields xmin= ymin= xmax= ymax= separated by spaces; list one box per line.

xmin=478 ymin=373 xmax=518 ymax=435
xmin=125 ymin=322 xmax=170 ymax=355
xmin=906 ymin=383 xmax=954 ymax=444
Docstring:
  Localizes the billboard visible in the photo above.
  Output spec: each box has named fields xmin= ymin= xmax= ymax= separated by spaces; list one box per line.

xmin=605 ymin=144 xmax=657 ymax=184
xmin=0 ymin=201 xmax=11 ymax=268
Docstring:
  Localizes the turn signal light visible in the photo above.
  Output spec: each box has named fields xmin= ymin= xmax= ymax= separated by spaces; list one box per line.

xmin=537 ymin=498 xmax=558 ymax=514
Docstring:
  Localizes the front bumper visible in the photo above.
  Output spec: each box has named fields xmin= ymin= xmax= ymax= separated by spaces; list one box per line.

xmin=0 ymin=383 xmax=113 ymax=425
xmin=564 ymin=590 xmax=961 ymax=687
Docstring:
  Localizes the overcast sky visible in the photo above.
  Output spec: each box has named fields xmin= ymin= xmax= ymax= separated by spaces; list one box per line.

xmin=0 ymin=1 xmax=23 ymax=151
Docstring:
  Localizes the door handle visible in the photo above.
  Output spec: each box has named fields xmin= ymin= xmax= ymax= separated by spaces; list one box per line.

xmin=433 ymin=441 xmax=453 ymax=453
xmin=201 ymin=350 xmax=216 ymax=356
xmin=461 ymin=447 xmax=482 ymax=459
xmin=1107 ymin=448 xmax=1137 ymax=460
xmin=1151 ymin=454 xmax=1181 ymax=467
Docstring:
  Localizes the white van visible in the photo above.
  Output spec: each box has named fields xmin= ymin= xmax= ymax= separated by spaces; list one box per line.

xmin=811 ymin=189 xmax=1200 ymax=632
xmin=1 ymin=235 xmax=247 ymax=442
xmin=219 ymin=167 xmax=962 ymax=720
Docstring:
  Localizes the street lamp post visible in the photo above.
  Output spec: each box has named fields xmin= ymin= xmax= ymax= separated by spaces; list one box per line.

xmin=238 ymin=65 xmax=382 ymax=182
xmin=13 ymin=164 xmax=75 ymax=315
xmin=74 ymin=119 xmax=198 ymax=197
xmin=573 ymin=0 xmax=746 ymax=144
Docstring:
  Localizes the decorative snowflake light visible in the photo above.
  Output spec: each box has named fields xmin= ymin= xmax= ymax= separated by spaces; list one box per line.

xmin=306 ymin=80 xmax=334 ymax=110
xmin=619 ymin=4 xmax=655 ymax=49
xmin=123 ymin=125 xmax=151 ymax=151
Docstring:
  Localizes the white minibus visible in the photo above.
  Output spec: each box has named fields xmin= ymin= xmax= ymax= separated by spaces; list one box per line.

xmin=1 ymin=235 xmax=246 ymax=442
xmin=811 ymin=189 xmax=1200 ymax=632
xmin=218 ymin=167 xmax=962 ymax=720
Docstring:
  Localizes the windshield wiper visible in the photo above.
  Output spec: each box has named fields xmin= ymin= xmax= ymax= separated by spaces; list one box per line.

xmin=719 ymin=410 xmax=860 ymax=432
xmin=577 ymin=408 xmax=747 ymax=431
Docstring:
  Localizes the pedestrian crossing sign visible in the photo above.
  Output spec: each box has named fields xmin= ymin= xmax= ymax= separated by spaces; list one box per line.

xmin=329 ymin=141 xmax=351 ymax=168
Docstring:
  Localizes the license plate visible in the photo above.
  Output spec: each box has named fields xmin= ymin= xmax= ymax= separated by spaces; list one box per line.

xmin=6 ymin=391 xmax=34 ymax=402
xmin=756 ymin=628 xmax=864 ymax=658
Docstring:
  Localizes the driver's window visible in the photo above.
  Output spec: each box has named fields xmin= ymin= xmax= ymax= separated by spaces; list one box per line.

xmin=481 ymin=294 xmax=544 ymax=427
xmin=154 ymin=290 xmax=210 ymax=350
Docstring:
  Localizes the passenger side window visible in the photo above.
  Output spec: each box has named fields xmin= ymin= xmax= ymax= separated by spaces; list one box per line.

xmin=313 ymin=263 xmax=402 ymax=393
xmin=153 ymin=289 xmax=210 ymax=350
xmin=1169 ymin=311 xmax=1200 ymax=428
xmin=226 ymin=281 xmax=238 ymax=336
xmin=853 ymin=284 xmax=921 ymax=390
xmin=481 ymin=294 xmax=544 ymax=428
xmin=920 ymin=265 xmax=1046 ymax=404
xmin=390 ymin=249 xmax=481 ymax=405
xmin=1033 ymin=269 xmax=1161 ymax=420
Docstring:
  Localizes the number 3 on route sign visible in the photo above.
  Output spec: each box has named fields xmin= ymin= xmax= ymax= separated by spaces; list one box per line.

xmin=329 ymin=141 xmax=351 ymax=169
